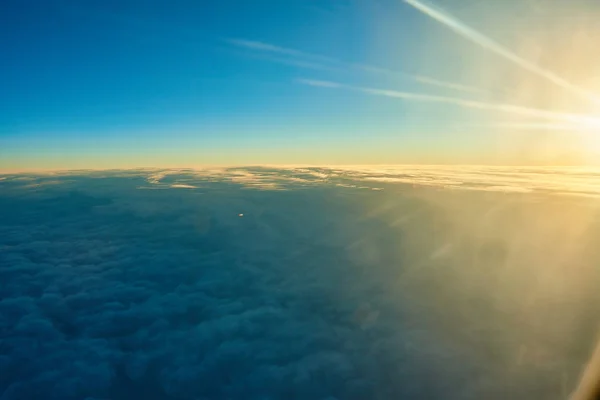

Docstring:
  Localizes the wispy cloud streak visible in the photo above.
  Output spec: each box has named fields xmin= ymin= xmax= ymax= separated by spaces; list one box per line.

xmin=413 ymin=75 xmax=485 ymax=94
xmin=298 ymin=79 xmax=344 ymax=88
xmin=242 ymin=53 xmax=343 ymax=73
xmin=403 ymin=0 xmax=600 ymax=104
xmin=465 ymin=122 xmax=581 ymax=131
xmin=226 ymin=39 xmax=338 ymax=64
xmin=227 ymin=38 xmax=487 ymax=96
xmin=298 ymin=78 xmax=600 ymax=126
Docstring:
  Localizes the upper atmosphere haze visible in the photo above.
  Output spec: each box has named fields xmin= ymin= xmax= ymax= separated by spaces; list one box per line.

xmin=2 ymin=0 xmax=600 ymax=169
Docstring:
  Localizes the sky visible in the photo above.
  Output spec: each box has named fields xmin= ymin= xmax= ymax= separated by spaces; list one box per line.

xmin=2 ymin=0 xmax=600 ymax=170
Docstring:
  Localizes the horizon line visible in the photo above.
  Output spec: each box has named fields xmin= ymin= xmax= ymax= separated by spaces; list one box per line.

xmin=2 ymin=163 xmax=599 ymax=174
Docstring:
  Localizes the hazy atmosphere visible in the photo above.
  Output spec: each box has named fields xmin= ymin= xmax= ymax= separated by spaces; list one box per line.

xmin=2 ymin=1 xmax=600 ymax=399
xmin=3 ymin=0 xmax=600 ymax=168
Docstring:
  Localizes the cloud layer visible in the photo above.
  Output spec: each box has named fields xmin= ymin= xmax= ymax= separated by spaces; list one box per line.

xmin=136 ymin=165 xmax=600 ymax=198
xmin=1 ymin=166 xmax=600 ymax=399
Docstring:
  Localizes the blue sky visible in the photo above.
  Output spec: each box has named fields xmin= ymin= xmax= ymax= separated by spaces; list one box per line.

xmin=2 ymin=0 xmax=600 ymax=169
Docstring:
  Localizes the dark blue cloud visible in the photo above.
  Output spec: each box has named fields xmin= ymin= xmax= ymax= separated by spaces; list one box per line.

xmin=1 ymin=167 xmax=599 ymax=399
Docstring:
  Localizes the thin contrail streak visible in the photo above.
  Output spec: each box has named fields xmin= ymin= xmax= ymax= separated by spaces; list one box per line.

xmin=413 ymin=75 xmax=485 ymax=94
xmin=227 ymin=38 xmax=487 ymax=95
xmin=403 ymin=0 xmax=600 ymax=104
xmin=348 ymin=64 xmax=486 ymax=94
xmin=466 ymin=122 xmax=580 ymax=131
xmin=226 ymin=39 xmax=338 ymax=65
xmin=297 ymin=78 xmax=600 ymax=126
xmin=241 ymin=53 xmax=343 ymax=73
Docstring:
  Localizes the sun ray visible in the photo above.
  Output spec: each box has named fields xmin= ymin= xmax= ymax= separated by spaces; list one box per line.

xmin=403 ymin=0 xmax=600 ymax=105
xmin=297 ymin=78 xmax=600 ymax=127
